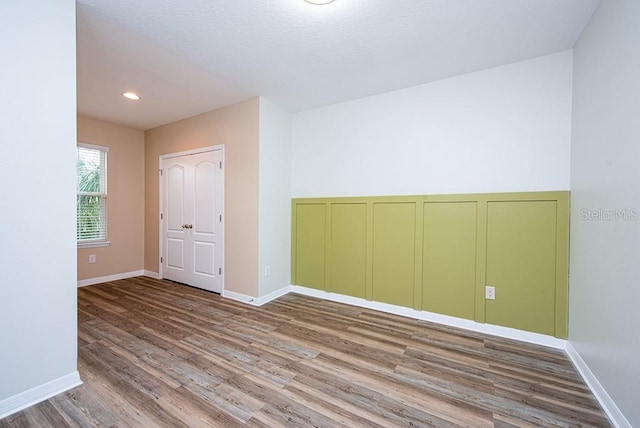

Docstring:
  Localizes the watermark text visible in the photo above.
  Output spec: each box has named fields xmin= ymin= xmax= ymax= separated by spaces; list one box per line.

xmin=580 ymin=208 xmax=639 ymax=221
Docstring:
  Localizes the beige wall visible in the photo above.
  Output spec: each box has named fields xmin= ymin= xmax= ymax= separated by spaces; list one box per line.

xmin=144 ymin=98 xmax=260 ymax=297
xmin=77 ymin=116 xmax=145 ymax=280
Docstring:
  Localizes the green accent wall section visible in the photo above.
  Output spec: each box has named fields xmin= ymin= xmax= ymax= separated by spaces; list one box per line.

xmin=291 ymin=191 xmax=570 ymax=338
xmin=422 ymin=202 xmax=477 ymax=320
xmin=293 ymin=203 xmax=326 ymax=290
xmin=485 ymin=201 xmax=557 ymax=336
xmin=331 ymin=204 xmax=367 ymax=298
xmin=372 ymin=203 xmax=416 ymax=307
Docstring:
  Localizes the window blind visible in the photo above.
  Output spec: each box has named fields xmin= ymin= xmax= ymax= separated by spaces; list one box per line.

xmin=77 ymin=145 xmax=107 ymax=241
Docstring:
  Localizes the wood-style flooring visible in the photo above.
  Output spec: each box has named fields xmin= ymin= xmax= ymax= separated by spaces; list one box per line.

xmin=1 ymin=276 xmax=610 ymax=427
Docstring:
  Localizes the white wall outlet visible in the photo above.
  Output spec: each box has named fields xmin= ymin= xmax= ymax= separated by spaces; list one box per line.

xmin=265 ymin=266 xmax=271 ymax=277
xmin=89 ymin=254 xmax=96 ymax=264
xmin=485 ymin=285 xmax=495 ymax=300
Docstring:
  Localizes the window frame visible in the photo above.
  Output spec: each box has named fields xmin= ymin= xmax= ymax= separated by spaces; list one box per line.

xmin=77 ymin=142 xmax=110 ymax=248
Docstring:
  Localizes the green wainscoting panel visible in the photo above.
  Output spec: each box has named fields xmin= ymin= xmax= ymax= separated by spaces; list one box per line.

xmin=331 ymin=203 xmax=367 ymax=298
xmin=294 ymin=204 xmax=326 ymax=290
xmin=372 ymin=202 xmax=416 ymax=307
xmin=485 ymin=201 xmax=557 ymax=336
xmin=422 ymin=202 xmax=477 ymax=320
xmin=291 ymin=191 xmax=569 ymax=338
xmin=554 ymin=196 xmax=570 ymax=338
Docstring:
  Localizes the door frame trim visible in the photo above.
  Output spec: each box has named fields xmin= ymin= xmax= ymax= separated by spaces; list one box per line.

xmin=158 ymin=145 xmax=225 ymax=292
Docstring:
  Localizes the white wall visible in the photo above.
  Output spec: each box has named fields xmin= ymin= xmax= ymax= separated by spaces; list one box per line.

xmin=0 ymin=0 xmax=80 ymax=416
xmin=258 ymin=98 xmax=292 ymax=296
xmin=569 ymin=1 xmax=640 ymax=426
xmin=292 ymin=51 xmax=573 ymax=197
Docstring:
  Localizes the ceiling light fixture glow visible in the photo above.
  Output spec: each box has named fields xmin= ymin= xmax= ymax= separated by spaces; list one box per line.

xmin=304 ymin=0 xmax=335 ymax=5
xmin=123 ymin=92 xmax=141 ymax=100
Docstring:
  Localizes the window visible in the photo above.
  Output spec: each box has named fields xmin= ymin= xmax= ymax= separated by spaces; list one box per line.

xmin=77 ymin=143 xmax=109 ymax=247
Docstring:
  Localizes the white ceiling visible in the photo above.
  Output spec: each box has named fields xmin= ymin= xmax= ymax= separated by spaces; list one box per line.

xmin=76 ymin=0 xmax=600 ymax=130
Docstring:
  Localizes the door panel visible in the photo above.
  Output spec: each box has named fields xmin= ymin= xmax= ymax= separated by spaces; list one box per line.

xmin=190 ymin=158 xmax=218 ymax=288
xmin=162 ymin=150 xmax=223 ymax=293
xmin=167 ymin=239 xmax=184 ymax=269
xmin=165 ymin=164 xmax=187 ymax=283
xmin=194 ymin=242 xmax=215 ymax=275
xmin=194 ymin=161 xmax=215 ymax=234
xmin=485 ymin=201 xmax=556 ymax=335
xmin=167 ymin=166 xmax=185 ymax=230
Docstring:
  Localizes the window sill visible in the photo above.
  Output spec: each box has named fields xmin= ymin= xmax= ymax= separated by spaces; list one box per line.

xmin=77 ymin=240 xmax=111 ymax=249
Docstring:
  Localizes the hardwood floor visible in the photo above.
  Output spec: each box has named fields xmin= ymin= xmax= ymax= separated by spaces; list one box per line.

xmin=1 ymin=277 xmax=610 ymax=427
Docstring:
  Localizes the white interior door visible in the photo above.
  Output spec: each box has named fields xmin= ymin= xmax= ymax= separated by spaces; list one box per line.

xmin=161 ymin=149 xmax=223 ymax=293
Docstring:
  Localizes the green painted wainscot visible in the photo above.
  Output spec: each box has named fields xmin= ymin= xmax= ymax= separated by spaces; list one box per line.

xmin=291 ymin=192 xmax=569 ymax=338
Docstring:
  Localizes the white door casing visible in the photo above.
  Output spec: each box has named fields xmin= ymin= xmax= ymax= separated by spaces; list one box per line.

xmin=160 ymin=147 xmax=223 ymax=293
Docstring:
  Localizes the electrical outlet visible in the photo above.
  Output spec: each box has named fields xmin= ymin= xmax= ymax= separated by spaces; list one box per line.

xmin=485 ymin=286 xmax=495 ymax=300
xmin=89 ymin=254 xmax=96 ymax=264
xmin=265 ymin=266 xmax=271 ymax=277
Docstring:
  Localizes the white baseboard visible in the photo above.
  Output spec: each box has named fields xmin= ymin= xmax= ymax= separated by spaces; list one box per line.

xmin=143 ymin=270 xmax=160 ymax=279
xmin=0 ymin=371 xmax=82 ymax=420
xmin=566 ymin=343 xmax=631 ymax=428
xmin=77 ymin=270 xmax=145 ymax=287
xmin=290 ymin=286 xmax=567 ymax=350
xmin=253 ymin=286 xmax=293 ymax=305
xmin=222 ymin=290 xmax=261 ymax=306
xmin=223 ymin=286 xmax=292 ymax=307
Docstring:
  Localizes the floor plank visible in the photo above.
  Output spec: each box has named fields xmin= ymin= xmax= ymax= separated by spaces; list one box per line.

xmin=0 ymin=277 xmax=611 ymax=427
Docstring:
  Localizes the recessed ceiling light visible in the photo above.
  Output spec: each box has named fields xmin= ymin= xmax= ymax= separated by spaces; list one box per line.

xmin=122 ymin=92 xmax=141 ymax=100
xmin=304 ymin=0 xmax=335 ymax=5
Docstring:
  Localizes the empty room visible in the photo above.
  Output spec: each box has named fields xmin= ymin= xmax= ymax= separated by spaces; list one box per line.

xmin=1 ymin=0 xmax=638 ymax=427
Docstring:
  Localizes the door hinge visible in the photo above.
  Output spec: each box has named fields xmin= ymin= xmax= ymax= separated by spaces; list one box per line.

xmin=159 ymin=169 xmax=163 ymax=176
xmin=160 ymin=213 xmax=163 ymax=220
xmin=219 ymin=161 xmax=222 ymax=169
xmin=160 ymin=256 xmax=163 ymax=263
xmin=219 ymin=214 xmax=222 ymax=222
xmin=218 ymin=267 xmax=222 ymax=275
